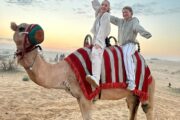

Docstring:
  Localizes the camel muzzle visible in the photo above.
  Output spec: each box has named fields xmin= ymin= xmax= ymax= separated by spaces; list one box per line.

xmin=25 ymin=24 xmax=44 ymax=45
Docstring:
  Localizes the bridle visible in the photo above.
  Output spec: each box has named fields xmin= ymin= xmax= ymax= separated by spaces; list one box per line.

xmin=15 ymin=24 xmax=42 ymax=58
xmin=15 ymin=24 xmax=43 ymax=70
xmin=15 ymin=44 xmax=42 ymax=58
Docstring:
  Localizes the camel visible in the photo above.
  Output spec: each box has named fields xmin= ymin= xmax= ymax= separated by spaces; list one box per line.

xmin=10 ymin=22 xmax=155 ymax=120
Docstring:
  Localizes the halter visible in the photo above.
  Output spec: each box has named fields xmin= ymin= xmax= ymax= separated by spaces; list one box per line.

xmin=15 ymin=24 xmax=44 ymax=58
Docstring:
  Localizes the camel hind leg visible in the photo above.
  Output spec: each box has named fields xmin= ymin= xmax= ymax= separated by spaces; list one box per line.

xmin=126 ymin=94 xmax=140 ymax=120
xmin=141 ymin=77 xmax=155 ymax=120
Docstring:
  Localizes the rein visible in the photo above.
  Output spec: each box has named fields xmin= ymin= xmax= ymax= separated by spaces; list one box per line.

xmin=15 ymin=45 xmax=42 ymax=57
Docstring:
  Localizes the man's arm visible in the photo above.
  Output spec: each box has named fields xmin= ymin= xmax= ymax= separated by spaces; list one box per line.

xmin=134 ymin=18 xmax=152 ymax=39
xmin=110 ymin=15 xmax=121 ymax=26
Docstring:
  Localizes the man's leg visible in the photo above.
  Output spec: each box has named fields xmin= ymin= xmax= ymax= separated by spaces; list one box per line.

xmin=86 ymin=46 xmax=104 ymax=87
xmin=122 ymin=43 xmax=136 ymax=90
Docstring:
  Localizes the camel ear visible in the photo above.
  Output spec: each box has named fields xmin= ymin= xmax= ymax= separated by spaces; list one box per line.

xmin=11 ymin=22 xmax=17 ymax=31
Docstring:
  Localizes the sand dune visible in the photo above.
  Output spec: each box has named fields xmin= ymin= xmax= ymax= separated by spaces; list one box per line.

xmin=0 ymin=59 xmax=180 ymax=120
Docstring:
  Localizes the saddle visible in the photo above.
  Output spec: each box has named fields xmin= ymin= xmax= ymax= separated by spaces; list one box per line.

xmin=65 ymin=36 xmax=152 ymax=101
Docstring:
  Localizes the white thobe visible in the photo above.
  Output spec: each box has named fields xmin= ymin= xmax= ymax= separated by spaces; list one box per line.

xmin=90 ymin=1 xmax=111 ymax=83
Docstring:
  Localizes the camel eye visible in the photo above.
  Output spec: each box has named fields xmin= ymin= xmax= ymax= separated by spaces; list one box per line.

xmin=19 ymin=27 xmax=25 ymax=32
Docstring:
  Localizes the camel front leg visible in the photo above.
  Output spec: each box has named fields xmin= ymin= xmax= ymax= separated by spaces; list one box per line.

xmin=142 ymin=104 xmax=153 ymax=120
xmin=77 ymin=96 xmax=92 ymax=120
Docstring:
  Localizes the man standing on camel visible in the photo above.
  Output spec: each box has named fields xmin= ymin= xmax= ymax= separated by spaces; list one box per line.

xmin=91 ymin=0 xmax=152 ymax=91
xmin=86 ymin=0 xmax=111 ymax=88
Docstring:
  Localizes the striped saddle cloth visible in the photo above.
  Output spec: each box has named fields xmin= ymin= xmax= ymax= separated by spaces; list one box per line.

xmin=65 ymin=46 xmax=152 ymax=101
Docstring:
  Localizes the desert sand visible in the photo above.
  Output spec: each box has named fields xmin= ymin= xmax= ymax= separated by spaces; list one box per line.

xmin=0 ymin=59 xmax=180 ymax=120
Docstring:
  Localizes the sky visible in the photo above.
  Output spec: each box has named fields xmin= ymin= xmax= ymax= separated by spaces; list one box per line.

xmin=0 ymin=0 xmax=180 ymax=59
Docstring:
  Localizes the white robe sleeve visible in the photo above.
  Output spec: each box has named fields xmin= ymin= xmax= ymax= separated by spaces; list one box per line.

xmin=95 ymin=13 xmax=111 ymax=48
xmin=92 ymin=0 xmax=101 ymax=17
xmin=92 ymin=0 xmax=101 ymax=11
xmin=133 ymin=18 xmax=152 ymax=39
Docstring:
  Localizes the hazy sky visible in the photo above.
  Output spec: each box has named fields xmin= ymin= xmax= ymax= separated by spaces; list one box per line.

xmin=0 ymin=0 xmax=180 ymax=58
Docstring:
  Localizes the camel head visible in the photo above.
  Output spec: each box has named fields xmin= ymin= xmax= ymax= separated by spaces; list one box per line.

xmin=11 ymin=22 xmax=44 ymax=55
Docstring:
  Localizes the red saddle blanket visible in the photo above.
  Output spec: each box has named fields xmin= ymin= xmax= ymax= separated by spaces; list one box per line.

xmin=65 ymin=46 xmax=152 ymax=102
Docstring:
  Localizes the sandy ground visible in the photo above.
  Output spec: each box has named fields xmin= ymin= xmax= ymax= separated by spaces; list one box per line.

xmin=0 ymin=59 xmax=180 ymax=120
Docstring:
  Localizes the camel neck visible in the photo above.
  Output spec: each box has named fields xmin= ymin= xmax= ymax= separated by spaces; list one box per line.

xmin=19 ymin=50 xmax=68 ymax=89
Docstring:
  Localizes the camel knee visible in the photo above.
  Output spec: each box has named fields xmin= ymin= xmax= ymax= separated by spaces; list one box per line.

xmin=126 ymin=97 xmax=133 ymax=109
xmin=142 ymin=103 xmax=154 ymax=120
xmin=141 ymin=104 xmax=151 ymax=113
